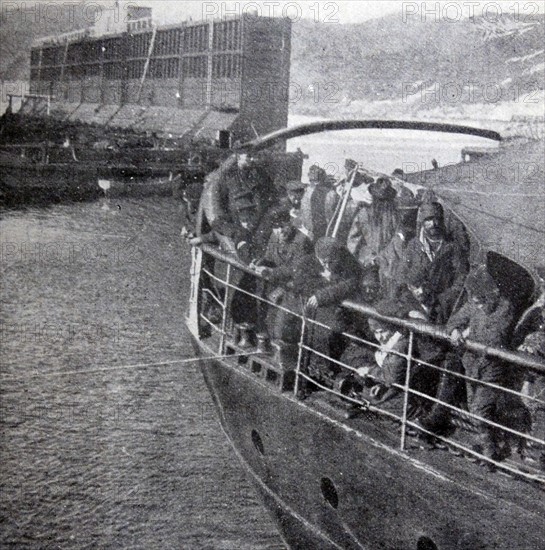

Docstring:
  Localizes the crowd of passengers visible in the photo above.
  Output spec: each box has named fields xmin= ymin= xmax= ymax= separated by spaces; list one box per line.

xmin=183 ymin=153 xmax=545 ymax=470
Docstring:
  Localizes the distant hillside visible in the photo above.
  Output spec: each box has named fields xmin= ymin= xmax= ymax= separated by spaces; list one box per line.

xmin=290 ymin=13 xmax=545 ymax=117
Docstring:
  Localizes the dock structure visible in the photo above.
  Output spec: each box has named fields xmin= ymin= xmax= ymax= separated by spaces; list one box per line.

xmin=26 ymin=7 xmax=291 ymax=143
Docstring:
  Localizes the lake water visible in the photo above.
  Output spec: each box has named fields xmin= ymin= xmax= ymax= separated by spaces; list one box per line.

xmin=0 ymin=199 xmax=285 ymax=549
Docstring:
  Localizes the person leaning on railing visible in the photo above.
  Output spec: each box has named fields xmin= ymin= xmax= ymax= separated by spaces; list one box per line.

xmin=518 ymin=311 xmax=545 ymax=470
xmin=304 ymin=237 xmax=364 ymax=377
xmin=400 ymin=268 xmax=466 ymax=437
xmin=446 ymin=266 xmax=531 ymax=464
xmin=251 ymin=211 xmax=314 ymax=342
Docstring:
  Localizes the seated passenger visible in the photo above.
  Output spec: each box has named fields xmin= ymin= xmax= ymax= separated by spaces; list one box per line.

xmin=376 ymin=216 xmax=415 ymax=299
xmin=256 ymin=180 xmax=306 ymax=250
xmin=254 ymin=211 xmax=314 ymax=286
xmin=447 ymin=266 xmax=531 ymax=463
xmin=192 ymin=200 xmax=257 ymax=263
xmin=356 ymin=300 xmax=438 ymax=410
xmin=416 ymin=189 xmax=471 ymax=261
xmin=347 ymin=177 xmax=399 ymax=269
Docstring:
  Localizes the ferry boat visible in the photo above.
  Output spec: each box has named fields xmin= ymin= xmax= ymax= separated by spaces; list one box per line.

xmin=186 ymin=120 xmax=545 ymax=549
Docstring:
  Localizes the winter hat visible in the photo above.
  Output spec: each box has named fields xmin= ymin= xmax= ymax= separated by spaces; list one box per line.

xmin=345 ymin=158 xmax=358 ymax=171
xmin=315 ymin=236 xmax=342 ymax=262
xmin=519 ymin=331 xmax=545 ymax=358
xmin=369 ymin=177 xmax=397 ymax=202
xmin=417 ymin=201 xmax=444 ymax=225
xmin=464 ymin=265 xmax=499 ymax=301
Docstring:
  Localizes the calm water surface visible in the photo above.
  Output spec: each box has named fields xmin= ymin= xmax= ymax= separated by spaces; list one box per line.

xmin=0 ymin=199 xmax=285 ymax=549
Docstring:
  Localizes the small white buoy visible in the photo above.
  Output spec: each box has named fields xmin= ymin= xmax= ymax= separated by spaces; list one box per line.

xmin=98 ymin=179 xmax=111 ymax=192
xmin=98 ymin=179 xmax=112 ymax=210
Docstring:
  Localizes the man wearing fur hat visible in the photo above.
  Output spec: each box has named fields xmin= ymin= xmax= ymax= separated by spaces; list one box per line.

xmin=446 ymin=266 xmax=530 ymax=462
xmin=401 ymin=201 xmax=469 ymax=322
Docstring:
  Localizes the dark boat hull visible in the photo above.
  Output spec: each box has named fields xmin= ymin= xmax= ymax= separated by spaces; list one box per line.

xmin=0 ymin=160 xmax=180 ymax=207
xmin=192 ymin=337 xmax=545 ymax=550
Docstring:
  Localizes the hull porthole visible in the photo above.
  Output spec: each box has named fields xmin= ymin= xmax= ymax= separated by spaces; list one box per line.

xmin=251 ymin=429 xmax=265 ymax=455
xmin=320 ymin=477 xmax=339 ymax=509
xmin=417 ymin=536 xmax=438 ymax=550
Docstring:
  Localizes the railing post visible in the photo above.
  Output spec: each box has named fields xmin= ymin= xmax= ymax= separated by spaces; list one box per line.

xmin=400 ymin=331 xmax=415 ymax=451
xmin=294 ymin=313 xmax=307 ymax=397
xmin=219 ymin=263 xmax=231 ymax=354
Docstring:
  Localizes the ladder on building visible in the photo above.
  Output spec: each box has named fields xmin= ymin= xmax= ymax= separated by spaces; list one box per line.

xmin=136 ymin=25 xmax=157 ymax=103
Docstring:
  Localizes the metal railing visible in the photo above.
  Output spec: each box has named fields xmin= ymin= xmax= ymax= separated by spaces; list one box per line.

xmin=197 ymin=244 xmax=545 ymax=483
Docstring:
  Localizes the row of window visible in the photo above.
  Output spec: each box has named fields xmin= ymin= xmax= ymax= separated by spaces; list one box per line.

xmin=41 ymin=46 xmax=64 ymax=66
xmin=103 ymin=62 xmax=124 ymax=80
xmin=149 ymin=58 xmax=181 ymax=79
xmin=33 ymin=55 xmax=243 ymax=82
xmin=212 ymin=21 xmax=242 ymax=51
xmin=212 ymin=54 xmax=242 ymax=78
xmin=102 ymin=38 xmax=123 ymax=61
xmin=183 ymin=56 xmax=208 ymax=78
xmin=32 ymin=23 xmax=243 ymax=69
xmin=128 ymin=33 xmax=152 ymax=58
xmin=67 ymin=42 xmax=103 ymax=64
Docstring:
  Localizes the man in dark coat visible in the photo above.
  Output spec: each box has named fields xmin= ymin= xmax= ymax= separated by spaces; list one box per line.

xmin=398 ymin=267 xmax=465 ymax=437
xmin=253 ymin=213 xmax=315 ymax=341
xmin=446 ymin=266 xmax=529 ymax=462
xmin=299 ymin=165 xmax=337 ymax=242
xmin=401 ymin=201 xmax=469 ymax=324
xmin=210 ymin=152 xmax=278 ymax=255
xmin=304 ymin=237 xmax=363 ymax=374
xmin=254 ymin=212 xmax=314 ymax=285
